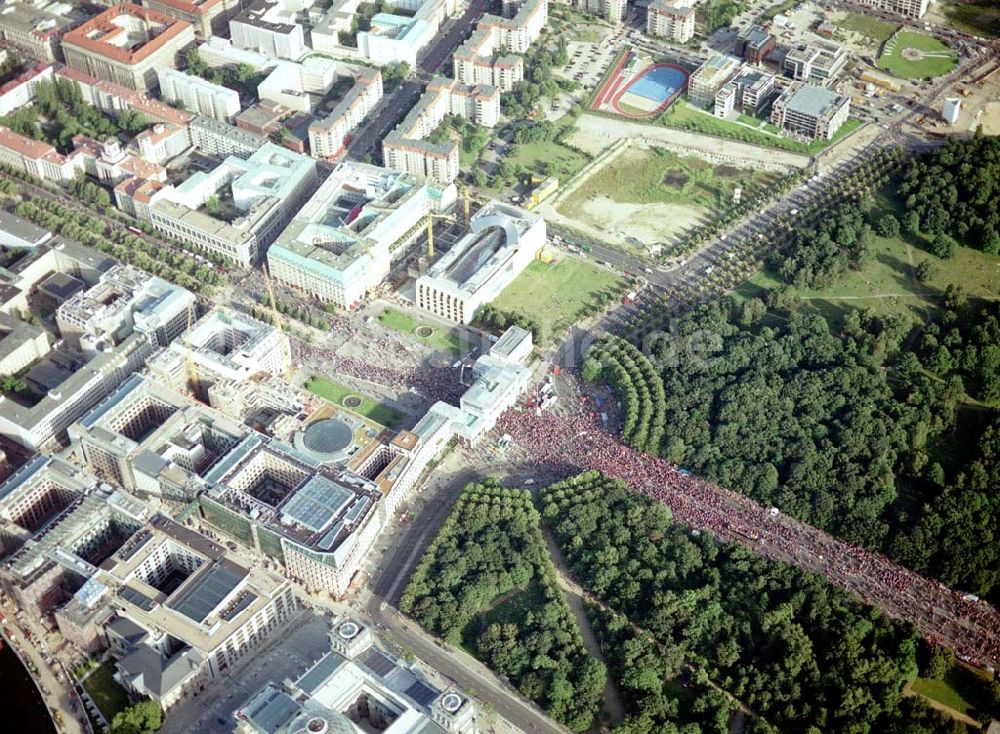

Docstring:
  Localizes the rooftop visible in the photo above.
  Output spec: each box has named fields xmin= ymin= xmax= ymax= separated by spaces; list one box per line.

xmin=61 ymin=3 xmax=192 ymax=66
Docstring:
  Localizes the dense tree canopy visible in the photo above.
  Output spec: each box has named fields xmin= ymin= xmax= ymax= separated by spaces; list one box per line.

xmin=401 ymin=481 xmax=605 ymax=730
xmin=538 ymin=473 xmax=964 ymax=734
xmin=899 ymin=134 xmax=1000 ymax=254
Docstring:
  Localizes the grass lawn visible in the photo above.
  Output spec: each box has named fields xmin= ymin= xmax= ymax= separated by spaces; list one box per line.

xmin=378 ymin=308 xmax=463 ymax=356
xmin=660 ymin=100 xmax=862 ymax=155
xmin=505 ymin=116 xmax=591 ymax=180
xmin=909 ymin=665 xmax=996 ymax=720
xmin=462 ymin=584 xmax=546 ymax=650
xmin=304 ymin=375 xmax=403 ymax=428
xmin=735 ymin=227 xmax=1000 ymax=328
xmin=564 ymin=146 xmax=778 ymax=210
xmin=491 ymin=257 xmax=625 ymax=336
xmin=911 ymin=677 xmax=975 ymax=715
xmin=81 ymin=661 xmax=130 ymax=723
xmin=839 ymin=11 xmax=898 ymax=43
xmin=877 ymin=31 xmax=958 ymax=79
xmin=943 ymin=0 xmax=1000 ymax=38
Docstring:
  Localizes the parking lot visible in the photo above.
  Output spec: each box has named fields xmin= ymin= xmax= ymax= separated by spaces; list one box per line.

xmin=159 ymin=610 xmax=331 ymax=734
xmin=557 ymin=36 xmax=619 ymax=90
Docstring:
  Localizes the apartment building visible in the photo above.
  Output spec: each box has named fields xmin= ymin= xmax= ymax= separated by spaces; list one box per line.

xmin=0 ymin=64 xmax=54 ymax=117
xmin=382 ymin=76 xmax=498 ymax=184
xmin=230 ymin=0 xmax=306 ymax=60
xmin=157 ymin=68 xmax=241 ymax=123
xmin=308 ymin=65 xmax=383 ymax=159
xmin=851 ymin=0 xmax=929 ymax=18
xmin=0 ymin=3 xmax=82 ymax=62
xmin=452 ymin=0 xmax=546 ymax=92
xmin=646 ymin=0 xmax=695 ymax=44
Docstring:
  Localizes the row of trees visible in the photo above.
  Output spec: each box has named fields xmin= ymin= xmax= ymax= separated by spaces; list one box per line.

xmin=12 ymin=197 xmax=222 ymax=295
xmin=538 ymin=473 xmax=961 ymax=734
xmin=582 ymin=336 xmax=665 ymax=454
xmin=400 ymin=481 xmax=605 ymax=730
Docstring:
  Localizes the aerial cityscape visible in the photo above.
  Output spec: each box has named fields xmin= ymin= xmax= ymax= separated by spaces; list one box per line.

xmin=0 ymin=0 xmax=996 ymax=731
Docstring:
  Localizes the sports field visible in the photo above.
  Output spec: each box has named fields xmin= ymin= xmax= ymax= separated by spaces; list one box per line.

xmin=558 ymin=146 xmax=779 ymax=246
xmin=877 ymin=31 xmax=958 ymax=79
xmin=491 ymin=257 xmax=625 ymax=336
xmin=614 ymin=64 xmax=687 ymax=118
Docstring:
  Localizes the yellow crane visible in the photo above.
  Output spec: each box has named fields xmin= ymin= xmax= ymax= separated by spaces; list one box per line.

xmin=184 ymin=301 xmax=201 ymax=399
xmin=262 ymin=265 xmax=294 ymax=382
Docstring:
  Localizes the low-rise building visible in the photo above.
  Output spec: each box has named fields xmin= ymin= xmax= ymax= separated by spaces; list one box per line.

xmin=770 ymin=81 xmax=850 ymax=140
xmin=851 ymin=0 xmax=929 ymax=18
xmin=189 ymin=115 xmax=268 ymax=158
xmin=55 ymin=514 xmax=299 ymax=709
xmin=713 ymin=67 xmax=775 ymax=118
xmin=687 ymin=53 xmax=742 ymax=108
xmin=453 ymin=0 xmax=545 ymax=92
xmin=416 ymin=201 xmax=545 ymax=324
xmin=158 ymin=68 xmax=241 ymax=123
xmin=735 ymin=24 xmax=775 ymax=65
xmin=268 ymin=162 xmax=456 ymax=308
xmin=230 ymin=0 xmax=307 ymax=60
xmin=61 ymin=4 xmax=196 ymax=94
xmin=68 ymin=375 xmax=249 ymax=503
xmin=646 ymin=0 xmax=695 ymax=44
xmin=783 ymin=39 xmax=848 ymax=85
xmin=234 ymin=617 xmax=478 ymax=734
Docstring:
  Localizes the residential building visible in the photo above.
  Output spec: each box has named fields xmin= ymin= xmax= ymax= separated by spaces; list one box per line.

xmin=230 ymin=0 xmax=307 ymax=60
xmin=143 ymin=0 xmax=243 ymax=38
xmin=55 ymin=66 xmax=194 ymax=129
xmin=0 ymin=3 xmax=82 ymax=62
xmin=687 ymin=53 xmax=742 ymax=108
xmin=268 ymin=162 xmax=456 ymax=308
xmin=308 ymin=66 xmax=383 ymax=159
xmin=646 ymin=0 xmax=695 ymax=43
xmin=234 ymin=617 xmax=478 ymax=734
xmin=189 ymin=115 xmax=268 ymax=158
xmin=383 ymin=77 xmax=498 ymax=184
xmin=453 ymin=0 xmax=545 ymax=92
xmin=570 ymin=0 xmax=626 ymax=23
xmin=783 ymin=39 xmax=848 ymax=85
xmin=416 ymin=201 xmax=545 ymax=324
xmin=61 ymin=4 xmax=196 ymax=93
xmin=68 ymin=136 xmax=169 ymax=188
xmin=158 ymin=68 xmax=241 ymax=123
xmin=735 ymin=24 xmax=775 ymax=64
xmin=770 ymin=81 xmax=850 ymax=140
xmin=851 ymin=0 xmax=929 ymax=18
xmin=196 ymin=37 xmax=278 ymax=71
xmin=0 ymin=125 xmax=78 ymax=184
xmin=130 ymin=123 xmax=192 ymax=166
xmin=139 ymin=143 xmax=317 ymax=266
xmin=0 ymin=63 xmax=54 ymax=117
xmin=358 ymin=14 xmax=433 ymax=67
xmin=55 ymin=514 xmax=299 ymax=710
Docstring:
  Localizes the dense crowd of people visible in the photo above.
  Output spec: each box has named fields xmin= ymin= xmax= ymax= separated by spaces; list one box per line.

xmin=300 ymin=311 xmax=1000 ymax=670
xmin=496 ymin=370 xmax=1000 ymax=671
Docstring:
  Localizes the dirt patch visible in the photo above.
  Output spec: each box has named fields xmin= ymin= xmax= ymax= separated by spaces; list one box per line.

xmin=980 ymin=103 xmax=1000 ymax=135
xmin=557 ymin=194 xmax=707 ymax=246
xmin=715 ymin=165 xmax=743 ymax=177
xmin=663 ymin=171 xmax=689 ymax=187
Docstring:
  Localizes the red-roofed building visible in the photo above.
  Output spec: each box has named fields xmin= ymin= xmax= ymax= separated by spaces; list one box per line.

xmin=61 ymin=4 xmax=195 ymax=93
xmin=0 ymin=64 xmax=54 ymax=117
xmin=0 ymin=125 xmax=80 ymax=183
xmin=55 ymin=66 xmax=193 ymax=129
xmin=144 ymin=0 xmax=241 ymax=38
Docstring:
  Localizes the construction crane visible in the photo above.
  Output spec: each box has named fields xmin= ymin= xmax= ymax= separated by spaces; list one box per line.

xmin=262 ymin=266 xmax=294 ymax=382
xmin=184 ymin=301 xmax=201 ymax=399
xmin=426 ymin=192 xmax=475 ymax=259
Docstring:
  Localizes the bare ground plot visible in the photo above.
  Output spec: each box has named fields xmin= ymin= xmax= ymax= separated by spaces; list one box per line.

xmin=565 ymin=113 xmax=810 ymax=171
xmin=555 ymin=146 xmax=777 ymax=248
